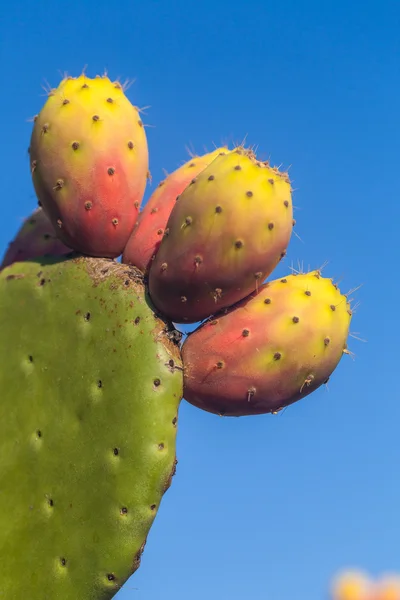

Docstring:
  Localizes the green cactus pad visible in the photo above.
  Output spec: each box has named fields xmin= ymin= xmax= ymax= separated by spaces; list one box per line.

xmin=0 ymin=256 xmax=183 ymax=599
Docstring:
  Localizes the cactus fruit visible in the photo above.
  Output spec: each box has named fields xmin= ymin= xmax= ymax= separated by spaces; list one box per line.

xmin=29 ymin=74 xmax=149 ymax=258
xmin=331 ymin=572 xmax=373 ymax=600
xmin=373 ymin=577 xmax=400 ymax=600
xmin=122 ymin=147 xmax=229 ymax=273
xmin=182 ymin=270 xmax=351 ymax=416
xmin=148 ymin=147 xmax=293 ymax=323
xmin=331 ymin=573 xmax=400 ymax=600
xmin=0 ymin=256 xmax=183 ymax=599
xmin=0 ymin=207 xmax=71 ymax=270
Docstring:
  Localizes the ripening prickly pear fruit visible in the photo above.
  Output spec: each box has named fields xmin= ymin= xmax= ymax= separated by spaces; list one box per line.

xmin=331 ymin=571 xmax=372 ymax=600
xmin=0 ymin=256 xmax=182 ymax=599
xmin=182 ymin=270 xmax=352 ymax=416
xmin=0 ymin=207 xmax=71 ymax=269
xmin=29 ymin=74 xmax=149 ymax=258
xmin=122 ymin=147 xmax=229 ymax=272
xmin=373 ymin=577 xmax=400 ymax=600
xmin=148 ymin=146 xmax=294 ymax=323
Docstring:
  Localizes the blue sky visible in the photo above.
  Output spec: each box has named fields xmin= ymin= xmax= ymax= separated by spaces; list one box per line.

xmin=1 ymin=0 xmax=399 ymax=598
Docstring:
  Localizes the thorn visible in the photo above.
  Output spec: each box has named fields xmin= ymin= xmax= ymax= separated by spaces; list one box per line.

xmin=137 ymin=105 xmax=151 ymax=115
xmin=333 ymin=274 xmax=345 ymax=288
xmin=343 ymin=346 xmax=356 ymax=360
xmin=349 ymin=332 xmax=367 ymax=343
xmin=58 ymin=69 xmax=69 ymax=81
xmin=185 ymin=142 xmax=197 ymax=158
xmin=345 ymin=283 xmax=364 ymax=297
xmin=292 ymin=228 xmax=304 ymax=244
xmin=239 ymin=133 xmax=249 ymax=149
xmin=317 ymin=259 xmax=329 ymax=273
xmin=300 ymin=374 xmax=314 ymax=393
xmin=122 ymin=77 xmax=136 ymax=91
xmin=41 ymin=78 xmax=53 ymax=95
xmin=289 ymin=260 xmax=305 ymax=275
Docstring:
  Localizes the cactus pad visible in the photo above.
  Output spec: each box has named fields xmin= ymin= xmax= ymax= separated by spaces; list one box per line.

xmin=0 ymin=256 xmax=183 ymax=598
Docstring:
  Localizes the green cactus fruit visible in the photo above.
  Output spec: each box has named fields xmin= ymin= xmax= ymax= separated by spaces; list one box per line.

xmin=122 ymin=147 xmax=229 ymax=273
xmin=1 ymin=207 xmax=71 ymax=270
xmin=0 ymin=256 xmax=183 ymax=599
xmin=148 ymin=146 xmax=294 ymax=323
xmin=182 ymin=270 xmax=352 ymax=416
xmin=29 ymin=74 xmax=149 ymax=259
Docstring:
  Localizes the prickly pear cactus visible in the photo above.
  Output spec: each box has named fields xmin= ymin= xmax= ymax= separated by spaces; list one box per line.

xmin=29 ymin=74 xmax=149 ymax=258
xmin=0 ymin=207 xmax=71 ymax=270
xmin=0 ymin=256 xmax=183 ymax=599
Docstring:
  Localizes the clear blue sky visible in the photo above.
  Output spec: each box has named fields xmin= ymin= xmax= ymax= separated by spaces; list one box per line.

xmin=1 ymin=1 xmax=399 ymax=598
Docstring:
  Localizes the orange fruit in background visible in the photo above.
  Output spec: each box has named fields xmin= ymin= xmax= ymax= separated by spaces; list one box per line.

xmin=331 ymin=571 xmax=373 ymax=600
xmin=372 ymin=577 xmax=400 ymax=600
